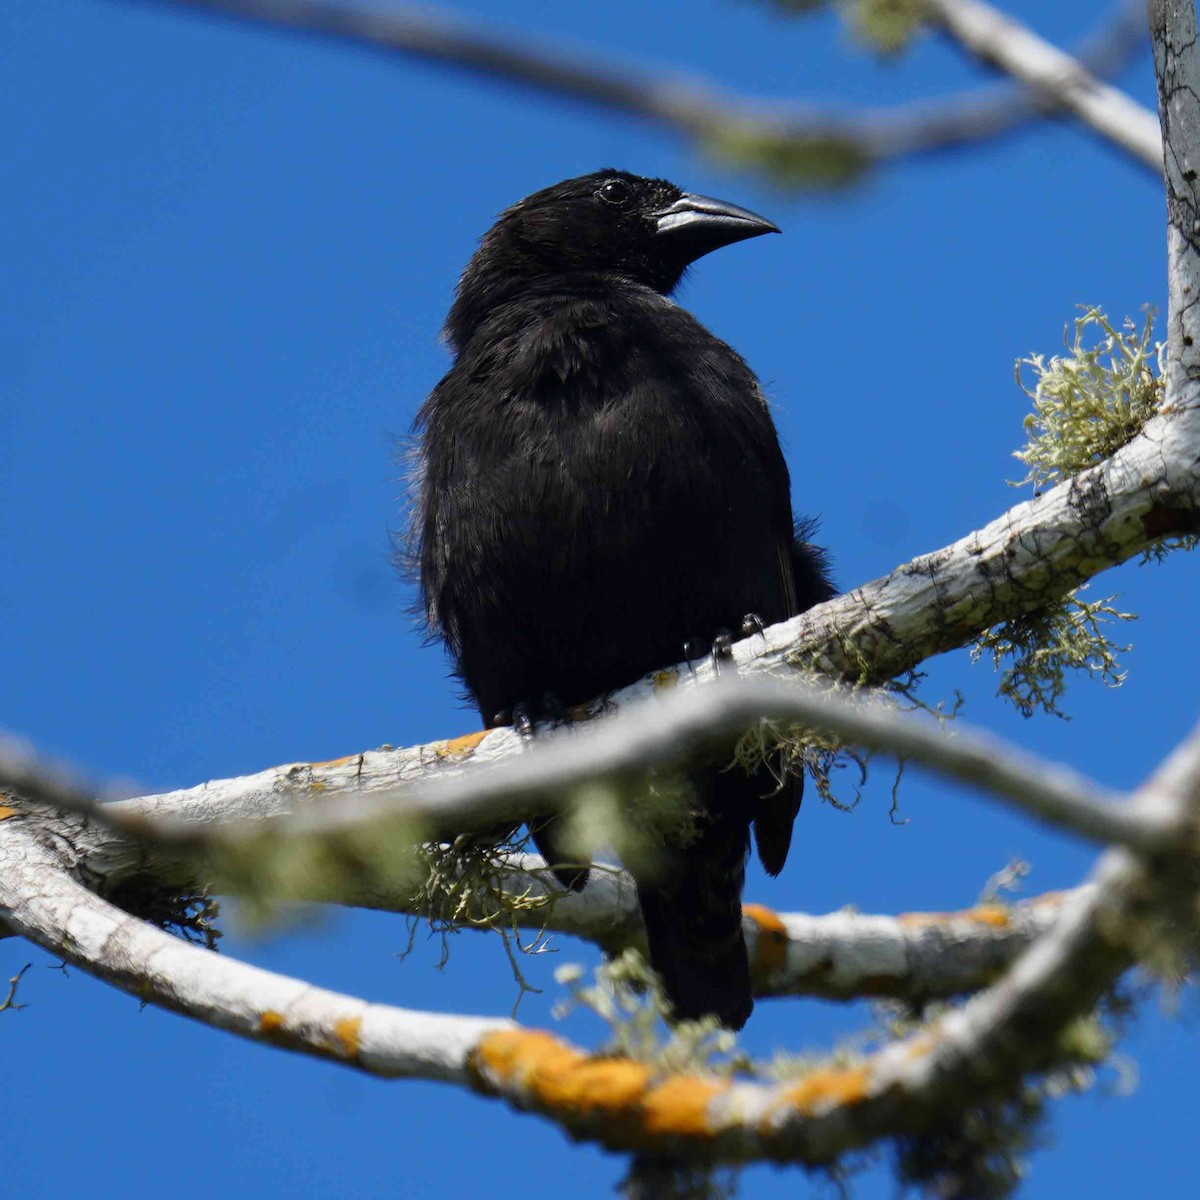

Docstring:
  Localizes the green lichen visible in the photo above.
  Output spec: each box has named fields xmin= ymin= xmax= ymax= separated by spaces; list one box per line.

xmin=204 ymin=812 xmax=429 ymax=930
xmin=703 ymin=122 xmax=871 ymax=189
xmin=970 ymin=588 xmax=1135 ymax=719
xmin=1015 ymin=307 xmax=1198 ymax=563
xmin=731 ymin=710 xmax=870 ymax=813
xmin=894 ymin=1011 xmax=1117 ymax=1200
xmin=730 ymin=670 xmax=958 ymax=815
xmin=894 ymin=1085 xmax=1050 ymax=1200
xmin=839 ymin=0 xmax=929 ymax=53
xmin=554 ymin=950 xmax=751 ymax=1075
xmin=973 ymin=307 xmax=1199 ymax=717
xmin=403 ymin=829 xmax=562 ymax=1004
xmin=1014 ymin=308 xmax=1164 ymax=492
xmin=409 ymin=829 xmax=560 ymax=943
xmin=400 ymin=776 xmax=694 ymax=1003
xmin=763 ymin=0 xmax=928 ymax=54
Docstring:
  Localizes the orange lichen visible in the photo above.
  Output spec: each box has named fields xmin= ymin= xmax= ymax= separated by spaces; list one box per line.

xmin=436 ymin=729 xmax=490 ymax=759
xmin=334 ymin=1015 xmax=363 ymax=1059
xmin=473 ymin=1029 xmax=570 ymax=1086
xmin=476 ymin=1030 xmax=653 ymax=1117
xmin=0 ymin=806 xmax=16 ymax=821
xmin=524 ymin=1042 xmax=594 ymax=1102
xmin=472 ymin=1029 xmax=722 ymax=1141
xmin=564 ymin=1058 xmax=655 ymax=1114
xmin=905 ymin=1034 xmax=935 ymax=1061
xmin=540 ymin=1056 xmax=655 ymax=1120
xmin=641 ymin=1076 xmax=725 ymax=1138
xmin=966 ymin=904 xmax=1011 ymax=928
xmin=899 ymin=904 xmax=1010 ymax=929
xmin=783 ymin=1065 xmax=872 ymax=1115
xmin=743 ymin=903 xmax=789 ymax=977
xmin=309 ymin=754 xmax=362 ymax=769
xmin=898 ymin=910 xmax=944 ymax=927
xmin=258 ymin=1010 xmax=286 ymax=1036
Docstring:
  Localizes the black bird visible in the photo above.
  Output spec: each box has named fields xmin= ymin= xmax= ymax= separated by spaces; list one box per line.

xmin=414 ymin=170 xmax=832 ymax=1030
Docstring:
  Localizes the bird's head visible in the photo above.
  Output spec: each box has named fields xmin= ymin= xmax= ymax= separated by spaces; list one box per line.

xmin=445 ymin=169 xmax=779 ymax=350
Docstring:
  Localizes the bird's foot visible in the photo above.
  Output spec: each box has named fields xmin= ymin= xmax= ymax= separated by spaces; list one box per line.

xmin=741 ymin=612 xmax=767 ymax=640
xmin=492 ymin=691 xmax=567 ymax=736
xmin=684 ymin=630 xmax=738 ymax=676
xmin=710 ymin=629 xmax=735 ymax=675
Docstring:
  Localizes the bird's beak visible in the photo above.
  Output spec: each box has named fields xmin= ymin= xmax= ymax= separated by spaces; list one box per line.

xmin=653 ymin=193 xmax=781 ymax=251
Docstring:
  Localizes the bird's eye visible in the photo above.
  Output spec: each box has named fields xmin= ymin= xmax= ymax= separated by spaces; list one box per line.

xmin=598 ymin=179 xmax=632 ymax=208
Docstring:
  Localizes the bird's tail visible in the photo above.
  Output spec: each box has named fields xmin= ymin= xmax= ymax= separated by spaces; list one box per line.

xmin=634 ymin=790 xmax=753 ymax=1031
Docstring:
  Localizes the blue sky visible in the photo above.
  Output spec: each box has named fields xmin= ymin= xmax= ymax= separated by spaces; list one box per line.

xmin=3 ymin=2 xmax=1195 ymax=1196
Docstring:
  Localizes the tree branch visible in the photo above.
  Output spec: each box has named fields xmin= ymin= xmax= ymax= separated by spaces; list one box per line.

xmin=3 ymin=670 xmax=1173 ymax=915
xmin=1154 ymin=1 xmax=1200 ymax=408
xmin=471 ymin=725 xmax=1200 ymax=1162
xmin=125 ymin=0 xmax=1162 ymax=179
xmin=0 ymin=783 xmax=1162 ymax=1165
xmin=926 ymin=0 xmax=1163 ymax=171
xmin=0 ymin=769 xmax=1079 ymax=1001
xmin=72 ymin=678 xmax=1190 ymax=857
xmin=0 ymin=813 xmax=510 ymax=1080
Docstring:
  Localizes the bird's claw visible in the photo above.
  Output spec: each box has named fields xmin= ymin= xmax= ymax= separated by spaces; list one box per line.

xmin=711 ymin=630 xmax=735 ymax=675
xmin=741 ymin=612 xmax=766 ymax=640
xmin=494 ymin=693 xmax=566 ymax=736
xmin=512 ymin=701 xmax=535 ymax=737
xmin=683 ymin=630 xmax=738 ymax=675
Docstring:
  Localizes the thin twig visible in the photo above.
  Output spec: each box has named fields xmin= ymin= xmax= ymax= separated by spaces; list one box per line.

xmin=88 ymin=677 xmax=1176 ymax=856
xmin=0 ymin=963 xmax=32 ymax=1013
xmin=1 ymin=677 xmax=1179 ymax=866
xmin=0 ymin=732 xmax=111 ymax=815
xmin=124 ymin=0 xmax=1162 ymax=177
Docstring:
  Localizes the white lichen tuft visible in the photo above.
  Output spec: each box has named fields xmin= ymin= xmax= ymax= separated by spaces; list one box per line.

xmin=553 ymin=950 xmax=748 ymax=1075
xmin=1014 ymin=307 xmax=1164 ymax=492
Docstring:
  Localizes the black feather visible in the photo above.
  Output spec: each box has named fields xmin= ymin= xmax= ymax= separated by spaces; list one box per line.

xmin=413 ymin=170 xmax=833 ymax=1029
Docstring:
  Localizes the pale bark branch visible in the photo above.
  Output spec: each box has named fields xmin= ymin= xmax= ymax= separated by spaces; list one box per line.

xmin=0 ymin=773 xmax=1077 ymax=1000
xmin=0 ymin=777 xmax=1162 ymax=1166
xmin=0 ymin=732 xmax=112 ymax=816
xmin=1154 ymin=1 xmax=1200 ymax=406
xmin=927 ymin=0 xmax=1163 ymax=171
xmin=6 ymin=659 xmax=1196 ymax=1162
xmin=90 ymin=676 xmax=1179 ymax=856
xmin=5 ymin=672 xmax=1172 ymax=888
xmin=0 ymin=814 xmax=510 ymax=1080
xmin=744 ymin=887 xmax=1079 ymax=1001
xmin=469 ymin=717 xmax=1200 ymax=1162
xmin=125 ymin=0 xmax=1162 ymax=177
xmin=1147 ymin=719 xmax=1200 ymax=802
